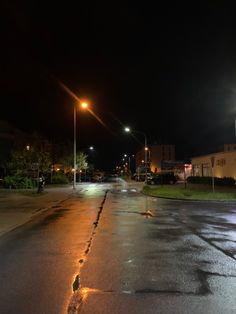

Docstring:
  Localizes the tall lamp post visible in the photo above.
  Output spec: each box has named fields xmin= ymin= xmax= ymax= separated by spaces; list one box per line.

xmin=235 ymin=117 xmax=236 ymax=143
xmin=124 ymin=154 xmax=130 ymax=173
xmin=73 ymin=102 xmax=88 ymax=190
xmin=123 ymin=154 xmax=134 ymax=175
xmin=124 ymin=127 xmax=148 ymax=182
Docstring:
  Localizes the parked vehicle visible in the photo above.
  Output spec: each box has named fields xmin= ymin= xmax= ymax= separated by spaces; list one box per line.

xmin=147 ymin=172 xmax=177 ymax=185
xmin=132 ymin=173 xmax=152 ymax=182
xmin=103 ymin=174 xmax=119 ymax=183
xmin=91 ymin=173 xmax=103 ymax=182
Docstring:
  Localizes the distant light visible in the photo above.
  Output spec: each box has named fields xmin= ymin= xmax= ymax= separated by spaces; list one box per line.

xmin=124 ymin=154 xmax=127 ymax=157
xmin=56 ymin=168 xmax=60 ymax=171
xmin=89 ymin=146 xmax=94 ymax=150
xmin=26 ymin=145 xmax=30 ymax=151
xmin=145 ymin=147 xmax=148 ymax=151
xmin=141 ymin=160 xmax=144 ymax=163
xmin=124 ymin=127 xmax=130 ymax=132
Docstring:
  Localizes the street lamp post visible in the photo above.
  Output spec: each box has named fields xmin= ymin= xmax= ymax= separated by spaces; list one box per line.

xmin=73 ymin=104 xmax=77 ymax=190
xmin=235 ymin=117 xmax=236 ymax=143
xmin=124 ymin=127 xmax=148 ymax=183
xmin=124 ymin=154 xmax=131 ymax=175
xmin=73 ymin=102 xmax=88 ymax=190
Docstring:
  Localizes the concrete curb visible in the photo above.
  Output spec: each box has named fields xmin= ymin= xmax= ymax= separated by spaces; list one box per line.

xmin=141 ymin=191 xmax=236 ymax=204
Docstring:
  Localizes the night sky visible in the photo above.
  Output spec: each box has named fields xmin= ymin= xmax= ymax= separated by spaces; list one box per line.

xmin=1 ymin=2 xmax=236 ymax=169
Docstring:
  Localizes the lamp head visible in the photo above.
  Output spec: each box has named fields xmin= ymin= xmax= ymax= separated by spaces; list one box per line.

xmin=81 ymin=102 xmax=88 ymax=109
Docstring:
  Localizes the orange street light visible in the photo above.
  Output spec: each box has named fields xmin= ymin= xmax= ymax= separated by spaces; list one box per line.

xmin=81 ymin=102 xmax=88 ymax=109
xmin=73 ymin=101 xmax=89 ymax=190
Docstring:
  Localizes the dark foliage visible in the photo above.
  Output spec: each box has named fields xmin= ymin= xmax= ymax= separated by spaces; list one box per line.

xmin=187 ymin=176 xmax=235 ymax=186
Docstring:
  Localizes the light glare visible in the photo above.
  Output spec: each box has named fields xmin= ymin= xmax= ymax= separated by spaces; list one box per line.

xmin=81 ymin=102 xmax=88 ymax=109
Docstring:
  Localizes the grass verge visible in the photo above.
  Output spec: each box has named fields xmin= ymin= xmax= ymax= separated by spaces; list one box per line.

xmin=143 ymin=184 xmax=236 ymax=201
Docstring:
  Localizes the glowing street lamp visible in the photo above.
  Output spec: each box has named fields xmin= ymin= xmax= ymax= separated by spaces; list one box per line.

xmin=81 ymin=102 xmax=88 ymax=109
xmin=55 ymin=79 xmax=91 ymax=189
xmin=124 ymin=126 xmax=148 ymax=182
xmin=73 ymin=101 xmax=89 ymax=190
xmin=123 ymin=154 xmax=132 ymax=174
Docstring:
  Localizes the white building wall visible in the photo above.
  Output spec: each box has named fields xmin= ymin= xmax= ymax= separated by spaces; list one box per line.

xmin=191 ymin=151 xmax=236 ymax=179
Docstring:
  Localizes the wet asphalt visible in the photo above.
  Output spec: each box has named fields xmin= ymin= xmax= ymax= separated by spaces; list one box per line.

xmin=76 ymin=184 xmax=236 ymax=314
xmin=0 ymin=182 xmax=236 ymax=313
xmin=0 ymin=184 xmax=106 ymax=314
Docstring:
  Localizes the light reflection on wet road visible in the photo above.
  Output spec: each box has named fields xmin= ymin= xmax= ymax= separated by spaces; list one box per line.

xmin=77 ymin=185 xmax=236 ymax=314
xmin=0 ymin=182 xmax=236 ymax=314
xmin=0 ymin=184 xmax=107 ymax=314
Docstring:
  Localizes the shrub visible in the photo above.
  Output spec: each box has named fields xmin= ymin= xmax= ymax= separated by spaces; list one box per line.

xmin=3 ymin=176 xmax=33 ymax=189
xmin=187 ymin=176 xmax=235 ymax=186
xmin=51 ymin=173 xmax=69 ymax=184
xmin=215 ymin=177 xmax=236 ymax=186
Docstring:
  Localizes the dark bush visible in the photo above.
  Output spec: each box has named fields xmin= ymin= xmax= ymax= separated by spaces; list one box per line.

xmin=3 ymin=176 xmax=33 ymax=189
xmin=214 ymin=177 xmax=236 ymax=186
xmin=51 ymin=173 xmax=69 ymax=184
xmin=187 ymin=176 xmax=235 ymax=186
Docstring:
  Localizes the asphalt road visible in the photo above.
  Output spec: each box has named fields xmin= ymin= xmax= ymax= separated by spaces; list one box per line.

xmin=0 ymin=181 xmax=236 ymax=314
xmin=74 ymin=183 xmax=236 ymax=314
xmin=0 ymin=184 xmax=108 ymax=314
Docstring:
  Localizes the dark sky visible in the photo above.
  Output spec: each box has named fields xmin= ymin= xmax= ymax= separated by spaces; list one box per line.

xmin=1 ymin=2 xmax=236 ymax=168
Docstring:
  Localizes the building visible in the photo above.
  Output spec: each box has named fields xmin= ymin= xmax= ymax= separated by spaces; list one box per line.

xmin=191 ymin=149 xmax=236 ymax=179
xmin=224 ymin=144 xmax=236 ymax=152
xmin=136 ymin=144 xmax=175 ymax=173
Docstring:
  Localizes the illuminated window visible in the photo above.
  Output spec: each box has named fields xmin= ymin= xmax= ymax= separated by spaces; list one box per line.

xmin=193 ymin=165 xmax=201 ymax=176
xmin=216 ymin=159 xmax=226 ymax=166
xmin=202 ymin=163 xmax=210 ymax=176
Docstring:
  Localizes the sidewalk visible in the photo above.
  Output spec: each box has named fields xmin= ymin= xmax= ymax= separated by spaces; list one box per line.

xmin=0 ymin=182 xmax=143 ymax=237
xmin=0 ymin=186 xmax=75 ymax=236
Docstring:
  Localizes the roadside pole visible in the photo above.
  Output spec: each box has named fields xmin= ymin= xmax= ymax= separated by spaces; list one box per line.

xmin=184 ymin=165 xmax=187 ymax=189
xmin=211 ymin=156 xmax=215 ymax=193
